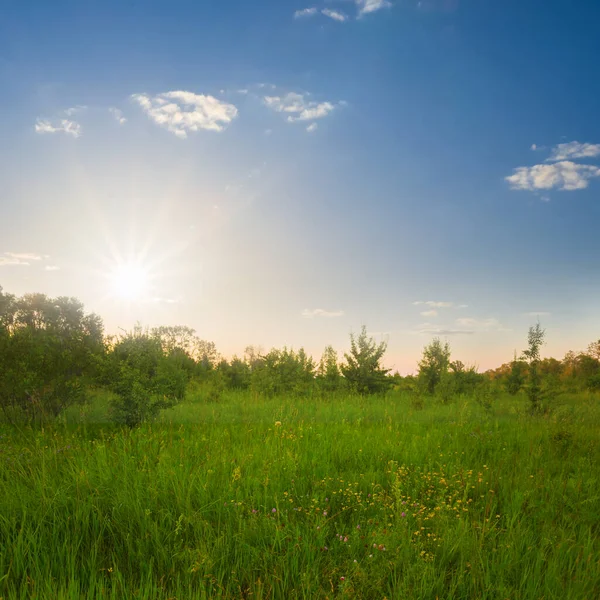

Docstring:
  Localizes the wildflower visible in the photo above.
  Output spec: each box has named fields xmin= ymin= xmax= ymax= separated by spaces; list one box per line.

xmin=401 ymin=512 xmax=406 ymax=518
xmin=323 ymin=511 xmax=328 ymax=516
xmin=275 ymin=421 xmax=282 ymax=427
xmin=356 ymin=524 xmax=361 ymax=529
xmin=340 ymin=577 xmax=345 ymax=581
xmin=272 ymin=508 xmax=277 ymax=513
xmin=252 ymin=509 xmax=258 ymax=514
xmin=344 ymin=536 xmax=348 ymax=542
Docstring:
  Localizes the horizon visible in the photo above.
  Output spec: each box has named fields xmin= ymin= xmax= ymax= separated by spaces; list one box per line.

xmin=2 ymin=0 xmax=599 ymax=374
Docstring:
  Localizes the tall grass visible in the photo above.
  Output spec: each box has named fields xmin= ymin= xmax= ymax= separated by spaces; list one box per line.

xmin=1 ymin=391 xmax=599 ymax=599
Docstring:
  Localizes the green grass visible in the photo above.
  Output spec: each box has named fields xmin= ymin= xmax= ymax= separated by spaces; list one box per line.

xmin=1 ymin=391 xmax=599 ymax=599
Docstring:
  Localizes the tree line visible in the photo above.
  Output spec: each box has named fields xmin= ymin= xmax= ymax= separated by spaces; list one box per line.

xmin=1 ymin=287 xmax=599 ymax=426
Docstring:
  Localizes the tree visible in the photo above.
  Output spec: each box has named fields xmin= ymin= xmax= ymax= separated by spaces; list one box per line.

xmin=505 ymin=351 xmax=527 ymax=395
xmin=341 ymin=327 xmax=391 ymax=394
xmin=0 ymin=292 xmax=104 ymax=422
xmin=521 ymin=322 xmax=545 ymax=413
xmin=587 ymin=339 xmax=600 ymax=361
xmin=250 ymin=347 xmax=316 ymax=397
xmin=106 ymin=326 xmax=187 ymax=427
xmin=317 ymin=345 xmax=343 ymax=393
xmin=417 ymin=338 xmax=451 ymax=395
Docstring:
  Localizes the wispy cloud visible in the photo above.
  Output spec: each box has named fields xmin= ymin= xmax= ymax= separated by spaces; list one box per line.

xmin=0 ymin=252 xmax=40 ymax=266
xmin=523 ymin=311 xmax=551 ymax=317
xmin=4 ymin=252 xmax=42 ymax=261
xmin=415 ymin=323 xmax=475 ymax=336
xmin=547 ymin=141 xmax=600 ymax=162
xmin=131 ymin=91 xmax=238 ymax=138
xmin=64 ymin=105 xmax=87 ymax=116
xmin=455 ymin=317 xmax=509 ymax=331
xmin=413 ymin=300 xmax=454 ymax=308
xmin=415 ymin=316 xmax=507 ymax=336
xmin=302 ymin=308 xmax=345 ymax=318
xmin=264 ymin=92 xmax=338 ymax=123
xmin=35 ymin=118 xmax=81 ymax=138
xmin=306 ymin=122 xmax=318 ymax=133
xmin=294 ymin=7 xmax=318 ymax=18
xmin=356 ymin=0 xmax=392 ymax=16
xmin=109 ymin=107 xmax=127 ymax=125
xmin=322 ymin=9 xmax=348 ymax=22
xmin=506 ymin=161 xmax=600 ymax=191
xmin=45 ymin=265 xmax=60 ymax=271
xmin=420 ymin=310 xmax=438 ymax=317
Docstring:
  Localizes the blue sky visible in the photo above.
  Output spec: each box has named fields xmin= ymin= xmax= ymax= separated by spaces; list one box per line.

xmin=1 ymin=0 xmax=599 ymax=372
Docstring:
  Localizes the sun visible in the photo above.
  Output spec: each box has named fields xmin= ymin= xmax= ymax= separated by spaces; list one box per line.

xmin=109 ymin=262 xmax=150 ymax=301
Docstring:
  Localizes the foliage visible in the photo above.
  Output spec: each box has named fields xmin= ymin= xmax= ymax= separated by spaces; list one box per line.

xmin=521 ymin=322 xmax=546 ymax=414
xmin=417 ymin=338 xmax=451 ymax=395
xmin=0 ymin=289 xmax=104 ymax=422
xmin=505 ymin=352 xmax=527 ymax=395
xmin=250 ymin=347 xmax=316 ymax=397
xmin=340 ymin=326 xmax=391 ymax=395
xmin=316 ymin=345 xmax=343 ymax=394
xmin=106 ymin=326 xmax=188 ymax=427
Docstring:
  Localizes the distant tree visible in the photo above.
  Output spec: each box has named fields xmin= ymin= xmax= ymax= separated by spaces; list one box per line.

xmin=341 ymin=326 xmax=391 ymax=395
xmin=417 ymin=338 xmax=451 ymax=395
xmin=217 ymin=356 xmax=251 ymax=390
xmin=106 ymin=325 xmax=187 ymax=427
xmin=0 ymin=292 xmax=104 ymax=421
xmin=587 ymin=339 xmax=600 ymax=361
xmin=317 ymin=345 xmax=343 ymax=393
xmin=251 ymin=347 xmax=316 ymax=397
xmin=521 ymin=322 xmax=545 ymax=413
xmin=505 ymin=352 xmax=527 ymax=395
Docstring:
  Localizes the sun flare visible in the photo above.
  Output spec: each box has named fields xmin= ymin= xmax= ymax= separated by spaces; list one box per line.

xmin=109 ymin=262 xmax=150 ymax=301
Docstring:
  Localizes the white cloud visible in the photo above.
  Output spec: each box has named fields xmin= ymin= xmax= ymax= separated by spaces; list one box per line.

xmin=415 ymin=323 xmax=475 ymax=336
xmin=294 ymin=7 xmax=318 ymax=18
xmin=109 ymin=107 xmax=127 ymax=125
xmin=413 ymin=300 xmax=454 ymax=308
xmin=306 ymin=122 xmax=318 ymax=133
xmin=547 ymin=141 xmax=600 ymax=162
xmin=264 ymin=128 xmax=273 ymax=136
xmin=302 ymin=308 xmax=345 ymax=318
xmin=45 ymin=265 xmax=60 ymax=271
xmin=420 ymin=310 xmax=438 ymax=317
xmin=506 ymin=161 xmax=600 ymax=192
xmin=455 ymin=317 xmax=508 ymax=331
xmin=415 ymin=316 xmax=507 ymax=336
xmin=322 ymin=9 xmax=348 ymax=21
xmin=264 ymin=92 xmax=337 ymax=123
xmin=0 ymin=255 xmax=30 ymax=267
xmin=4 ymin=252 xmax=42 ymax=261
xmin=356 ymin=0 xmax=392 ymax=16
xmin=64 ymin=105 xmax=87 ymax=116
xmin=35 ymin=118 xmax=81 ymax=138
xmin=131 ymin=91 xmax=238 ymax=138
xmin=531 ymin=143 xmax=537 ymax=151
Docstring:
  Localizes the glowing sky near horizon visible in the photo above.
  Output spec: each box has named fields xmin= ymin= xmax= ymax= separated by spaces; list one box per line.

xmin=1 ymin=0 xmax=600 ymax=373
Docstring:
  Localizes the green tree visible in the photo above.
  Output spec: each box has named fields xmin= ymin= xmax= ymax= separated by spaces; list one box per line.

xmin=317 ymin=345 xmax=343 ymax=393
xmin=505 ymin=352 xmax=527 ymax=395
xmin=341 ymin=327 xmax=391 ymax=395
xmin=521 ymin=322 xmax=545 ymax=414
xmin=417 ymin=338 xmax=451 ymax=395
xmin=106 ymin=326 xmax=187 ymax=427
xmin=0 ymin=291 xmax=104 ymax=422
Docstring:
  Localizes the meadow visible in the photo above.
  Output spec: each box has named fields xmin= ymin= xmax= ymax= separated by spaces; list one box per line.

xmin=1 ymin=390 xmax=599 ymax=599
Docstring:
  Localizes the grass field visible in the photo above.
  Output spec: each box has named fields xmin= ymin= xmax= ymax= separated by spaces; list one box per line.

xmin=1 ymin=391 xmax=599 ymax=599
